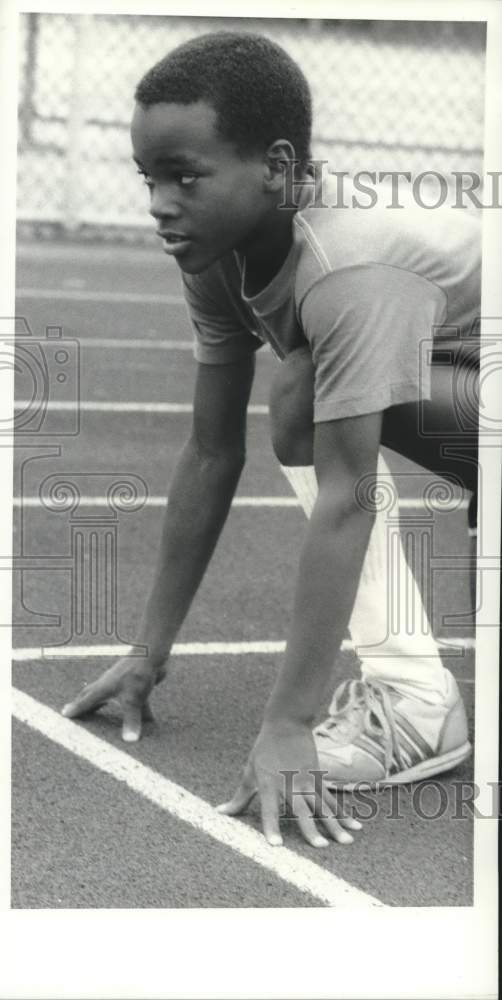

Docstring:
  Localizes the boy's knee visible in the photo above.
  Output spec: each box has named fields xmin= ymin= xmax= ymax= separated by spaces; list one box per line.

xmin=269 ymin=346 xmax=315 ymax=466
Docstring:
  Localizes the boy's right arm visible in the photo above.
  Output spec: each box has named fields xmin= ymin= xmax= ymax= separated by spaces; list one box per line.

xmin=62 ymin=355 xmax=255 ymax=740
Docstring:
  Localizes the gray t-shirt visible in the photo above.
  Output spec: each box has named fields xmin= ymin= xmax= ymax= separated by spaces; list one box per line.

xmin=182 ymin=175 xmax=481 ymax=421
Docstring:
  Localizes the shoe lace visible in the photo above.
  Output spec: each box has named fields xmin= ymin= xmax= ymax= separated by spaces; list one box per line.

xmin=316 ymin=678 xmax=405 ymax=775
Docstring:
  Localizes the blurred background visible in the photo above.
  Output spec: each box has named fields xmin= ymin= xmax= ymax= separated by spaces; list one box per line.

xmin=16 ymin=14 xmax=486 ymax=239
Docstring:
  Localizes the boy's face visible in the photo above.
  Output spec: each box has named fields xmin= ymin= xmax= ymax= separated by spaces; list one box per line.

xmin=131 ymin=100 xmax=271 ymax=273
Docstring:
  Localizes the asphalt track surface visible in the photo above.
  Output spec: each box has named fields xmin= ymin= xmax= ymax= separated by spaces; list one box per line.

xmin=11 ymin=241 xmax=475 ymax=909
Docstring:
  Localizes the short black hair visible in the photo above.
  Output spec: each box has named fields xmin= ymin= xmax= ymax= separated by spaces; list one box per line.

xmin=135 ymin=31 xmax=312 ymax=168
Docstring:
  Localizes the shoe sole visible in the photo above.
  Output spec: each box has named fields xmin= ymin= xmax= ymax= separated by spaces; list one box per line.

xmin=325 ymin=741 xmax=473 ymax=791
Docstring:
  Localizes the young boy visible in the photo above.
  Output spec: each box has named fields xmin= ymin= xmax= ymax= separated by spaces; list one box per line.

xmin=62 ymin=31 xmax=480 ymax=848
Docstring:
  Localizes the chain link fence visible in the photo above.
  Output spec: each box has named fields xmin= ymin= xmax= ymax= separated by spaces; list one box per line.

xmin=17 ymin=14 xmax=486 ymax=237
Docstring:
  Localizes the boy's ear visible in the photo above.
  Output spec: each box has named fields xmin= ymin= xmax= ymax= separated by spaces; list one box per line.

xmin=263 ymin=139 xmax=296 ymax=192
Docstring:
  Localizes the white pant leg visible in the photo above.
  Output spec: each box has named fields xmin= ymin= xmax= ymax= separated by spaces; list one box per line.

xmin=280 ymin=454 xmax=448 ymax=705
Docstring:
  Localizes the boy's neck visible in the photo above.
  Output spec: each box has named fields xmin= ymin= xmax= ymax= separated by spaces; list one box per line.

xmin=238 ymin=203 xmax=297 ymax=297
xmin=238 ymin=169 xmax=315 ymax=296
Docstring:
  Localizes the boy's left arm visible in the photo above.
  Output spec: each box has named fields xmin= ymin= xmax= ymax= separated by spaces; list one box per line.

xmin=218 ymin=410 xmax=382 ymax=847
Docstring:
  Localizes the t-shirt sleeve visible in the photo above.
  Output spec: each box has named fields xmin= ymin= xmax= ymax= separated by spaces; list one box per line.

xmin=182 ymin=265 xmax=263 ymax=365
xmin=299 ymin=263 xmax=447 ymax=422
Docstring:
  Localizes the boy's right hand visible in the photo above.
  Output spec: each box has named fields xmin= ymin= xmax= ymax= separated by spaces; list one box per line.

xmin=61 ymin=655 xmax=166 ymax=742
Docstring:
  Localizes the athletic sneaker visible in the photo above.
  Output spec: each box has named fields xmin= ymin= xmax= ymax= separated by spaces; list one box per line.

xmin=314 ymin=669 xmax=471 ymax=789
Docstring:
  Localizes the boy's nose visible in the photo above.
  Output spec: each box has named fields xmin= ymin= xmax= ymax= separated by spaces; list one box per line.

xmin=149 ymin=187 xmax=181 ymax=222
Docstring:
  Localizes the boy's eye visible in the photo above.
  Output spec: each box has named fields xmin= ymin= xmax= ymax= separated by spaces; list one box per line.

xmin=178 ymin=174 xmax=197 ymax=188
xmin=135 ymin=168 xmax=197 ymax=189
xmin=137 ymin=169 xmax=153 ymax=188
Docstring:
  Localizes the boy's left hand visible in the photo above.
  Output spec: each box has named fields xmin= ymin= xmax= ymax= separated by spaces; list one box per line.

xmin=216 ymin=719 xmax=362 ymax=847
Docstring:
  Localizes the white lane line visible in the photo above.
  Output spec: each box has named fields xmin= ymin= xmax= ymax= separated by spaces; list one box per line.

xmin=85 ymin=338 xmax=194 ymax=350
xmin=13 ymin=400 xmax=269 ymax=415
xmin=13 ymin=495 xmax=468 ymax=511
xmin=78 ymin=338 xmax=271 ymax=354
xmin=13 ymin=496 xmax=301 ymax=509
xmin=12 ymin=688 xmax=384 ymax=908
xmin=12 ymin=636 xmax=475 ymax=661
xmin=10 ymin=640 xmax=314 ymax=660
xmin=16 ymin=288 xmax=185 ymax=305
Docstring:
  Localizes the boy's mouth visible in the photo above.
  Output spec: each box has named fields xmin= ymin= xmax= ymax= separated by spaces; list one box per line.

xmin=157 ymin=230 xmax=192 ymax=255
